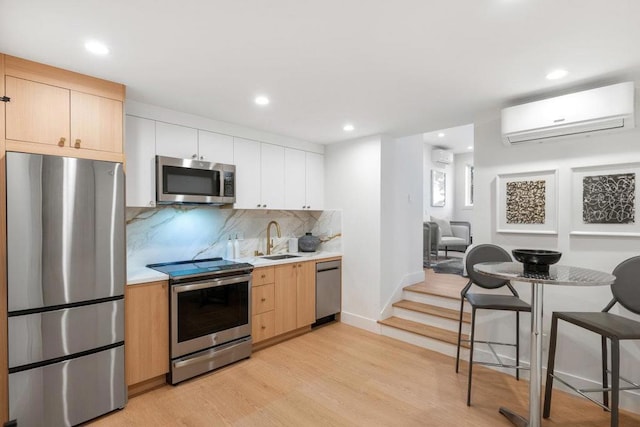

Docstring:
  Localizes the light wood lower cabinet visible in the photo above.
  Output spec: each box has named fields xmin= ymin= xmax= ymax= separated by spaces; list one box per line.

xmin=274 ymin=260 xmax=316 ymax=336
xmin=125 ymin=281 xmax=169 ymax=386
xmin=250 ymin=259 xmax=328 ymax=346
xmin=252 ymin=267 xmax=276 ymax=343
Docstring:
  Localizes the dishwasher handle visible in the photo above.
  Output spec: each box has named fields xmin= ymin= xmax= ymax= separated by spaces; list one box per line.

xmin=317 ymin=266 xmax=339 ymax=273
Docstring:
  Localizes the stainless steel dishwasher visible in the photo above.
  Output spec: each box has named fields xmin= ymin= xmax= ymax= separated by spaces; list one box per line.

xmin=315 ymin=260 xmax=342 ymax=325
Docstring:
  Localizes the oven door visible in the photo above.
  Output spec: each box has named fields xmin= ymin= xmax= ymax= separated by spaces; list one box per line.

xmin=170 ymin=274 xmax=251 ymax=359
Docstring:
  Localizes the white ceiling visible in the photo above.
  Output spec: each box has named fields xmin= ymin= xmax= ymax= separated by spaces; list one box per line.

xmin=2 ymin=0 xmax=640 ymax=144
xmin=423 ymin=124 xmax=474 ymax=154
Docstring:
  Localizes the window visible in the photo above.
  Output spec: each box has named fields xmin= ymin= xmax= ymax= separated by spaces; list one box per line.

xmin=465 ymin=164 xmax=474 ymax=207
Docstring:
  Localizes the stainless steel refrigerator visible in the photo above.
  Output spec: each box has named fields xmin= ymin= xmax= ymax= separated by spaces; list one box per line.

xmin=6 ymin=152 xmax=126 ymax=426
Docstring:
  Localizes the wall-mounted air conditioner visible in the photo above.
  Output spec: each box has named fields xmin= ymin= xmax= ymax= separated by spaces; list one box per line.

xmin=432 ymin=149 xmax=453 ymax=164
xmin=501 ymin=81 xmax=635 ymax=145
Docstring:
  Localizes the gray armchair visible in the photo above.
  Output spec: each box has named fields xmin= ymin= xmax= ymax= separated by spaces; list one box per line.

xmin=424 ymin=220 xmax=471 ymax=265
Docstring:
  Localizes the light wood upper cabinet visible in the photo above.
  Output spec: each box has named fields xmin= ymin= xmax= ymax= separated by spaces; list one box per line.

xmin=71 ymin=91 xmax=123 ymax=152
xmin=5 ymin=76 xmax=70 ymax=146
xmin=125 ymin=281 xmax=169 ymax=386
xmin=3 ymin=54 xmax=125 ymax=161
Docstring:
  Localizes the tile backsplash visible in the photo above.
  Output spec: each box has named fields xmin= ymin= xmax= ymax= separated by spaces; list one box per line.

xmin=126 ymin=206 xmax=342 ymax=269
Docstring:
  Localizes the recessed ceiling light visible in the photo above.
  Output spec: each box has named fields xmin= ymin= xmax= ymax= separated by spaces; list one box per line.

xmin=84 ymin=40 xmax=109 ymax=55
xmin=467 ymin=146 xmax=473 ymax=150
xmin=343 ymin=124 xmax=354 ymax=132
xmin=438 ymin=133 xmax=445 ymax=138
xmin=546 ymin=69 xmax=568 ymax=80
xmin=254 ymin=95 xmax=270 ymax=106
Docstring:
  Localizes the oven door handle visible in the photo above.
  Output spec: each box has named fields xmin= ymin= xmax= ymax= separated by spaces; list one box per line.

xmin=172 ymin=338 xmax=251 ymax=369
xmin=172 ymin=281 xmax=220 ymax=293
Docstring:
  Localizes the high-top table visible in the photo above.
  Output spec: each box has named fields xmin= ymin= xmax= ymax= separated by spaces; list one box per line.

xmin=474 ymin=262 xmax=615 ymax=427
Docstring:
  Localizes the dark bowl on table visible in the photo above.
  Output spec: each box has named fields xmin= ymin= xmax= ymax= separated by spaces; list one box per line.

xmin=512 ymin=249 xmax=562 ymax=273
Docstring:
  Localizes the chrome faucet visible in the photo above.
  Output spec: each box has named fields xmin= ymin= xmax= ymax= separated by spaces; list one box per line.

xmin=266 ymin=220 xmax=281 ymax=255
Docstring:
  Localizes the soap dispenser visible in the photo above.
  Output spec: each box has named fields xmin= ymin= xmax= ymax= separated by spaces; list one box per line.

xmin=225 ymin=235 xmax=234 ymax=259
xmin=233 ymin=234 xmax=240 ymax=258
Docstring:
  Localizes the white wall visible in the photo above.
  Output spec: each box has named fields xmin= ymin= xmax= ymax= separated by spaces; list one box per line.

xmin=325 ymin=136 xmax=382 ymax=331
xmin=473 ymin=89 xmax=640 ymax=412
xmin=453 ymin=151 xmax=474 ymax=229
xmin=380 ymin=135 xmax=425 ymax=318
xmin=325 ymin=134 xmax=424 ymax=330
xmin=424 ymin=143 xmax=454 ymax=220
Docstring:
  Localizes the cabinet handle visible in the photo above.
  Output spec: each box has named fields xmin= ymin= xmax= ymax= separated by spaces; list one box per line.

xmin=257 ymin=204 xmax=261 ymax=208
xmin=261 ymin=297 xmax=266 ymax=302
xmin=74 ymin=139 xmax=81 ymax=149
xmin=261 ymin=274 xmax=266 ymax=278
xmin=200 ymin=156 xmax=204 ymax=160
xmin=58 ymin=137 xmax=66 ymax=147
xmin=192 ymin=154 xmax=197 ymax=159
xmin=263 ymin=204 xmax=267 ymax=208
xmin=261 ymin=325 xmax=266 ymax=330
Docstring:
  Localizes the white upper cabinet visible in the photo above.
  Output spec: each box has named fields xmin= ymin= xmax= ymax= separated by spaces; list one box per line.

xmin=305 ymin=152 xmax=324 ymax=210
xmin=284 ymin=148 xmax=306 ymax=209
xmin=233 ymin=137 xmax=261 ymax=209
xmin=260 ymin=143 xmax=285 ymax=209
xmin=124 ymin=114 xmax=323 ymax=211
xmin=155 ymin=122 xmax=198 ymax=159
xmin=284 ymin=149 xmax=324 ymax=210
xmin=125 ymin=115 xmax=156 ymax=207
xmin=197 ymin=130 xmax=233 ymax=164
xmin=233 ymin=138 xmax=285 ymax=209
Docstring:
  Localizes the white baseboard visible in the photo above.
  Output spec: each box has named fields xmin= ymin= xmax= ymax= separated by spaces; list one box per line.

xmin=340 ymin=311 xmax=380 ymax=334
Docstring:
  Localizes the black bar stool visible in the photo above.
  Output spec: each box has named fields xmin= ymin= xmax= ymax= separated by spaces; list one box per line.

xmin=543 ymin=255 xmax=640 ymax=427
xmin=455 ymin=244 xmax=531 ymax=406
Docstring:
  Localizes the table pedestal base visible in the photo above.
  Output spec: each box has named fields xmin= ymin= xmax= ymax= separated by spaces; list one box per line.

xmin=499 ymin=407 xmax=529 ymax=427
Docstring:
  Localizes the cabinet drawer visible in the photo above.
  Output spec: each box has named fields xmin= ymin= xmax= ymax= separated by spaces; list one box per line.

xmin=253 ymin=266 xmax=275 ymax=286
xmin=252 ymin=311 xmax=275 ymax=343
xmin=252 ymin=283 xmax=275 ymax=315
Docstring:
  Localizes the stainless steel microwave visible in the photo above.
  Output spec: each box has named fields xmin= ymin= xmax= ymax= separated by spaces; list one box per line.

xmin=156 ymin=155 xmax=236 ymax=205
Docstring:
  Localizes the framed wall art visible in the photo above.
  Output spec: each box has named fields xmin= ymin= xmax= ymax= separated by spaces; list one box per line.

xmin=496 ymin=169 xmax=558 ymax=234
xmin=570 ymin=162 xmax=640 ymax=236
xmin=431 ymin=170 xmax=446 ymax=207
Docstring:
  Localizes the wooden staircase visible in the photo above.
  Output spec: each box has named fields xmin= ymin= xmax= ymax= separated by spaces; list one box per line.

xmin=378 ymin=269 xmax=472 ymax=357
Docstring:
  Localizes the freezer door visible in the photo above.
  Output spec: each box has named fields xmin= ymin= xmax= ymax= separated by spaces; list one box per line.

xmin=6 ymin=152 xmax=125 ymax=312
xmin=8 ymin=299 xmax=124 ymax=369
xmin=9 ymin=345 xmax=126 ymax=427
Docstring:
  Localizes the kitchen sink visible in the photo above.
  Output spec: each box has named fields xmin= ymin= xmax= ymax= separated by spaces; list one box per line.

xmin=261 ymin=254 xmax=301 ymax=260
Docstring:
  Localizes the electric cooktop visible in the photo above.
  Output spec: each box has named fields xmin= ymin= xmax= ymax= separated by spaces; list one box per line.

xmin=147 ymin=257 xmax=254 ymax=281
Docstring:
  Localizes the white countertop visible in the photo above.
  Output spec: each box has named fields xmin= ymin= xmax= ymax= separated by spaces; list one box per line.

xmin=127 ymin=251 xmax=342 ymax=286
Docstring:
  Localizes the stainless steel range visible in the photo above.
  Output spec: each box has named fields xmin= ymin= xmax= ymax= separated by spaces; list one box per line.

xmin=147 ymin=258 xmax=253 ymax=384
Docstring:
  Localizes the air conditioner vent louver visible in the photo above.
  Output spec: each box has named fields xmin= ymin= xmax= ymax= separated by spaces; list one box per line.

xmin=502 ymin=82 xmax=635 ymax=145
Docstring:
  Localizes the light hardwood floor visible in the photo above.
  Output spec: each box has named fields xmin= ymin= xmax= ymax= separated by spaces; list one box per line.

xmin=91 ymin=322 xmax=640 ymax=426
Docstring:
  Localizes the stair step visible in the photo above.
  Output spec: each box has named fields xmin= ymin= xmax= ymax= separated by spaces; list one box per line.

xmin=378 ymin=316 xmax=469 ymax=348
xmin=393 ymin=300 xmax=471 ymax=323
xmin=404 ymin=283 xmax=462 ymax=301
